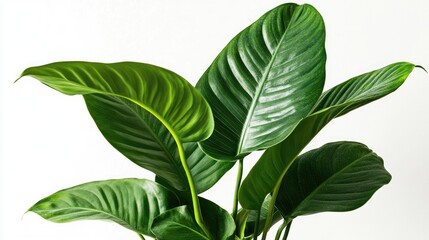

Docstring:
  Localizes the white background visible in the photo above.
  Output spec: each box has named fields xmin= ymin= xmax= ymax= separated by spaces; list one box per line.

xmin=1 ymin=0 xmax=428 ymax=239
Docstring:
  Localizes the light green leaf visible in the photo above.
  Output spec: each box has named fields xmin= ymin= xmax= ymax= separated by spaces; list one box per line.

xmin=151 ymin=198 xmax=235 ymax=240
xmin=196 ymin=3 xmax=326 ymax=160
xmin=84 ymin=94 xmax=234 ymax=193
xmin=19 ymin=61 xmax=213 ymax=143
xmin=28 ymin=179 xmax=179 ymax=237
xmin=275 ymin=141 xmax=391 ymax=218
xmin=240 ymin=62 xmax=416 ymax=209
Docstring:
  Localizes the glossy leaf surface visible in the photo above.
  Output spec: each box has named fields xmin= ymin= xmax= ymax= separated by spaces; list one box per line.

xmin=19 ymin=61 xmax=213 ymax=143
xmin=276 ymin=141 xmax=391 ymax=218
xmin=85 ymin=94 xmax=234 ymax=193
xmin=240 ymin=62 xmax=416 ymax=209
xmin=197 ymin=3 xmax=326 ymax=160
xmin=28 ymin=179 xmax=179 ymax=237
xmin=151 ymin=198 xmax=235 ymax=240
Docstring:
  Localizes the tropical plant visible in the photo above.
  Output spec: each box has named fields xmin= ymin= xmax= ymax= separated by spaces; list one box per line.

xmin=18 ymin=3 xmax=424 ymax=240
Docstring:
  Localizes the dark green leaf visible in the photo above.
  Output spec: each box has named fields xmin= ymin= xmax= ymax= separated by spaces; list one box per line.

xmin=28 ymin=179 xmax=179 ymax=237
xmin=85 ymin=94 xmax=234 ymax=193
xmin=276 ymin=141 xmax=391 ymax=218
xmin=196 ymin=3 xmax=326 ymax=160
xmin=155 ymin=175 xmax=193 ymax=205
xmin=19 ymin=61 xmax=213 ymax=143
xmin=151 ymin=198 xmax=235 ymax=240
xmin=240 ymin=62 xmax=416 ymax=209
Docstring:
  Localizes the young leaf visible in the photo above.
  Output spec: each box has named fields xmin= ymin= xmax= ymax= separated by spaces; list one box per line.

xmin=240 ymin=62 xmax=416 ymax=209
xmin=275 ymin=141 xmax=391 ymax=218
xmin=28 ymin=179 xmax=179 ymax=237
xmin=236 ymin=196 xmax=282 ymax=238
xmin=151 ymin=198 xmax=235 ymax=240
xmin=84 ymin=94 xmax=234 ymax=193
xmin=196 ymin=3 xmax=326 ymax=160
xmin=19 ymin=61 xmax=213 ymax=143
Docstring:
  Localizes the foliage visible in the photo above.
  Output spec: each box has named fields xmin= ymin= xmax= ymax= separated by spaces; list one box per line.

xmin=19 ymin=3 xmax=423 ymax=240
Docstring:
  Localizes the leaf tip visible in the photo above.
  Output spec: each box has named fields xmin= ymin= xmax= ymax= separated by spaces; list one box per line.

xmin=14 ymin=73 xmax=25 ymax=83
xmin=415 ymin=65 xmax=428 ymax=74
xmin=15 ymin=67 xmax=33 ymax=83
xmin=21 ymin=208 xmax=33 ymax=221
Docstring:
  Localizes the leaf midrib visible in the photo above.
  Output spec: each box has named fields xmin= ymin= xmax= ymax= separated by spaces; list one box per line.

xmin=237 ymin=5 xmax=299 ymax=155
xmin=28 ymin=73 xmax=190 ymax=190
xmin=311 ymin=64 xmax=412 ymax=114
xmin=33 ymin=205 xmax=144 ymax=234
xmin=25 ymin=73 xmax=183 ymax=145
xmin=285 ymin=151 xmax=376 ymax=219
xmin=164 ymin=221 xmax=209 ymax=240
xmin=119 ymin=97 xmax=188 ymax=190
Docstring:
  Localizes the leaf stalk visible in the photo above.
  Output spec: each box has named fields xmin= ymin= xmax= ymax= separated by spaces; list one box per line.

xmin=282 ymin=220 xmax=292 ymax=240
xmin=275 ymin=221 xmax=287 ymax=240
xmin=232 ymin=159 xmax=244 ymax=220
xmin=176 ymin=139 xmax=211 ymax=238
xmin=253 ymin=207 xmax=261 ymax=240
xmin=261 ymin=176 xmax=283 ymax=240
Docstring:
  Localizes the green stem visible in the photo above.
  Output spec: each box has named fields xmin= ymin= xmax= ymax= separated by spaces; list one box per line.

xmin=237 ymin=211 xmax=249 ymax=239
xmin=261 ymin=156 xmax=297 ymax=240
xmin=232 ymin=158 xmax=244 ymax=220
xmin=282 ymin=221 xmax=292 ymax=240
xmin=253 ymin=207 xmax=261 ymax=240
xmin=275 ymin=221 xmax=287 ymax=240
xmin=137 ymin=234 xmax=145 ymax=240
xmin=261 ymin=177 xmax=283 ymax=240
xmin=176 ymin=140 xmax=211 ymax=238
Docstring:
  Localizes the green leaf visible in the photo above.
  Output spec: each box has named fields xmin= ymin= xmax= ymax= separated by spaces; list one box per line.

xmin=196 ymin=3 xmax=326 ymax=160
xmin=275 ymin=141 xmax=391 ymax=218
xmin=28 ymin=179 xmax=179 ymax=237
xmin=240 ymin=62 xmax=416 ymax=209
xmin=19 ymin=61 xmax=213 ymax=143
xmin=236 ymin=196 xmax=282 ymax=238
xmin=151 ymin=198 xmax=235 ymax=240
xmin=84 ymin=94 xmax=234 ymax=193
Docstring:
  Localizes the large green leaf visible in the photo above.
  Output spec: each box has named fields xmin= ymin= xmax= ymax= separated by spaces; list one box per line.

xmin=240 ymin=62 xmax=416 ymax=209
xmin=196 ymin=3 xmax=326 ymax=160
xmin=151 ymin=198 xmax=235 ymax=240
xmin=19 ymin=61 xmax=213 ymax=143
xmin=84 ymin=94 xmax=234 ymax=193
xmin=275 ymin=141 xmax=391 ymax=218
xmin=28 ymin=179 xmax=179 ymax=237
